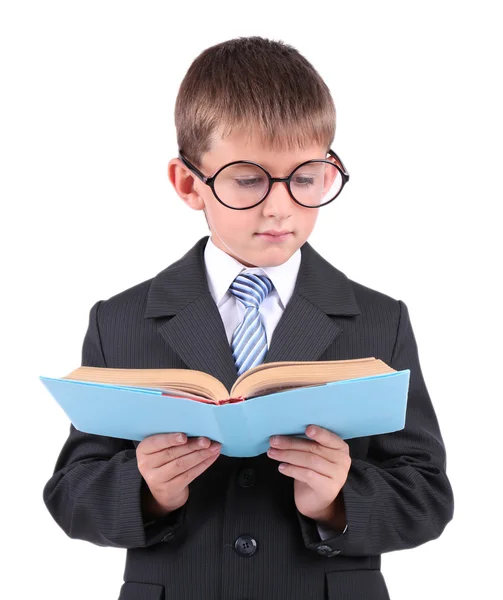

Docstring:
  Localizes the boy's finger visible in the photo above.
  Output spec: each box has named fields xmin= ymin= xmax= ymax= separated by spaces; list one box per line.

xmin=138 ymin=432 xmax=188 ymax=454
xmin=166 ymin=452 xmax=221 ymax=489
xmin=159 ymin=442 xmax=221 ymax=482
xmin=147 ymin=437 xmax=212 ymax=469
xmin=304 ymin=426 xmax=347 ymax=451
xmin=267 ymin=448 xmax=338 ymax=478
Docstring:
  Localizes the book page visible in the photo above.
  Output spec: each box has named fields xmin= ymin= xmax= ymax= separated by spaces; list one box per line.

xmin=62 ymin=366 xmax=229 ymax=403
xmin=246 ymin=382 xmax=328 ymax=399
xmin=231 ymin=358 xmax=395 ymax=399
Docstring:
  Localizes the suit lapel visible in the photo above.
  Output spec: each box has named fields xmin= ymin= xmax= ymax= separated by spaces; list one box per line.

xmin=144 ymin=236 xmax=361 ymax=394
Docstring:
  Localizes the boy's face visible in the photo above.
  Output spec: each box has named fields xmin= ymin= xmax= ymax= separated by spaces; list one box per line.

xmin=168 ymin=130 xmax=326 ymax=268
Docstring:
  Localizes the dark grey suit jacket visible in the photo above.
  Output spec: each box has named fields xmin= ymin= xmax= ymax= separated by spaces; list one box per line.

xmin=43 ymin=235 xmax=454 ymax=600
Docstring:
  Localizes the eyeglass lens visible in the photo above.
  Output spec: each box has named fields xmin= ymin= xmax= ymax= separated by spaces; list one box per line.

xmin=213 ymin=161 xmax=343 ymax=208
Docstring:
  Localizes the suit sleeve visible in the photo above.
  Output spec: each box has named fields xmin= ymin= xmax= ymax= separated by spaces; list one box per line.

xmin=296 ymin=299 xmax=455 ymax=557
xmin=42 ymin=300 xmax=186 ymax=549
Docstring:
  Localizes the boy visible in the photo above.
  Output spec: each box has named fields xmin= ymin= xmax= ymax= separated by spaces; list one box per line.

xmin=43 ymin=36 xmax=454 ymax=599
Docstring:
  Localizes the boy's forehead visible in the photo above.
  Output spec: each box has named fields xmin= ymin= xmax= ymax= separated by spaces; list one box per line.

xmin=203 ymin=129 xmax=327 ymax=173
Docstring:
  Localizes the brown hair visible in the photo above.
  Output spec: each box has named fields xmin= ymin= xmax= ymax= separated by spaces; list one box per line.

xmin=174 ymin=36 xmax=336 ymax=168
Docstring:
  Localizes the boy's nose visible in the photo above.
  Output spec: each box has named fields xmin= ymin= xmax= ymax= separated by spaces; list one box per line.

xmin=261 ymin=181 xmax=294 ymax=217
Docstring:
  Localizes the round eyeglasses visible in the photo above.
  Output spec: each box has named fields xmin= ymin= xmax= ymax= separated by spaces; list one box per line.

xmin=178 ymin=149 xmax=350 ymax=210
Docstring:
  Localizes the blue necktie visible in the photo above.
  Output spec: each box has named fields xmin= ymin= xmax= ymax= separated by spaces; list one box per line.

xmin=229 ymin=273 xmax=274 ymax=377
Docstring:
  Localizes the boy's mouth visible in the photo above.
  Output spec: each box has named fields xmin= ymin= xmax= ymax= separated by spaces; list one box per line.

xmin=257 ymin=230 xmax=292 ymax=236
xmin=255 ymin=231 xmax=293 ymax=242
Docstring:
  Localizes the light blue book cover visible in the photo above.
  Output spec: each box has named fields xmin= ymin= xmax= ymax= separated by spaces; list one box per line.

xmin=40 ymin=370 xmax=410 ymax=457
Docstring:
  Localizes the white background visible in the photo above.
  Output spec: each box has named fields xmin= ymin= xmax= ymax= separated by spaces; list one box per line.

xmin=1 ymin=1 xmax=501 ymax=598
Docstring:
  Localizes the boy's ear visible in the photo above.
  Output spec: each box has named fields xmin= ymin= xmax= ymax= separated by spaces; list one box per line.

xmin=167 ymin=158 xmax=205 ymax=211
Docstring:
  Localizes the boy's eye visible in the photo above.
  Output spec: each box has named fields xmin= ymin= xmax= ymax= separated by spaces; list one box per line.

xmin=235 ymin=177 xmax=264 ymax=187
xmin=295 ymin=177 xmax=314 ymax=185
xmin=292 ymin=176 xmax=315 ymax=186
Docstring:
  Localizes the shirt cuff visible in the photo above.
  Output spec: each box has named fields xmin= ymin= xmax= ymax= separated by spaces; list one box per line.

xmin=316 ymin=521 xmax=348 ymax=540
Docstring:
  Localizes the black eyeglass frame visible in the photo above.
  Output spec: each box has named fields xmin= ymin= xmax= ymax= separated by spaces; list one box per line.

xmin=177 ymin=148 xmax=350 ymax=210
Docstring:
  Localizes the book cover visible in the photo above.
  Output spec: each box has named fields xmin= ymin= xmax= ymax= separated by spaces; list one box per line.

xmin=40 ymin=369 xmax=410 ymax=457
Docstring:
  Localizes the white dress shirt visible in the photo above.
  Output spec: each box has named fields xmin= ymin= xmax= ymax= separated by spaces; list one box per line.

xmin=203 ymin=236 xmax=341 ymax=541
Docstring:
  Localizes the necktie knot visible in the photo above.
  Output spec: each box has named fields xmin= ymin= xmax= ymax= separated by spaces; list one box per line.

xmin=229 ymin=273 xmax=274 ymax=309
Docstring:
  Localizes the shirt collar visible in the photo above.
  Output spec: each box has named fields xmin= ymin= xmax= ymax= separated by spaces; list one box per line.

xmin=204 ymin=236 xmax=301 ymax=309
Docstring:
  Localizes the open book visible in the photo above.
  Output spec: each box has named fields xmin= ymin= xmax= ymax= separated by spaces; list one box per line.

xmin=40 ymin=358 xmax=411 ymax=457
xmin=61 ymin=357 xmax=398 ymax=404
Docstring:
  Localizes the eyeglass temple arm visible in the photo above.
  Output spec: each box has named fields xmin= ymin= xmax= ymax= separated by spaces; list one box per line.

xmin=329 ymin=149 xmax=350 ymax=179
xmin=178 ymin=152 xmax=208 ymax=183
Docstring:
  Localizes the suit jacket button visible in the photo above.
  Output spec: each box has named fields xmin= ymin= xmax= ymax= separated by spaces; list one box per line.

xmin=234 ymin=535 xmax=258 ymax=557
xmin=237 ymin=468 xmax=257 ymax=488
xmin=316 ymin=544 xmax=332 ymax=556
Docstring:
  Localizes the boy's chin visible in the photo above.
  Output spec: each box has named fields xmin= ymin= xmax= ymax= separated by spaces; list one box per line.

xmin=246 ymin=241 xmax=297 ymax=267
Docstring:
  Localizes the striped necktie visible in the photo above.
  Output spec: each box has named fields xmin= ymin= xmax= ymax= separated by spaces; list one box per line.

xmin=229 ymin=273 xmax=274 ymax=377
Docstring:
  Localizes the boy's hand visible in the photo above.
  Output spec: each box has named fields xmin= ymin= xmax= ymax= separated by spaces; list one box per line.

xmin=267 ymin=426 xmax=351 ymax=526
xmin=137 ymin=433 xmax=221 ymax=519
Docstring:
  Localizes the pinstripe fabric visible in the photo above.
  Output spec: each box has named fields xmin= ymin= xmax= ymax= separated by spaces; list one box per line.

xmin=42 ymin=235 xmax=454 ymax=600
xmin=229 ymin=273 xmax=273 ymax=376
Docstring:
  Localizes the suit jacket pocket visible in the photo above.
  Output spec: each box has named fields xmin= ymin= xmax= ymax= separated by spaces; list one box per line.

xmin=326 ymin=570 xmax=390 ymax=600
xmin=118 ymin=581 xmax=165 ymax=600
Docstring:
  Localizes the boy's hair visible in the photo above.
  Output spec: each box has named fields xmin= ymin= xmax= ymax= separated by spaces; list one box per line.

xmin=175 ymin=36 xmax=336 ymax=168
